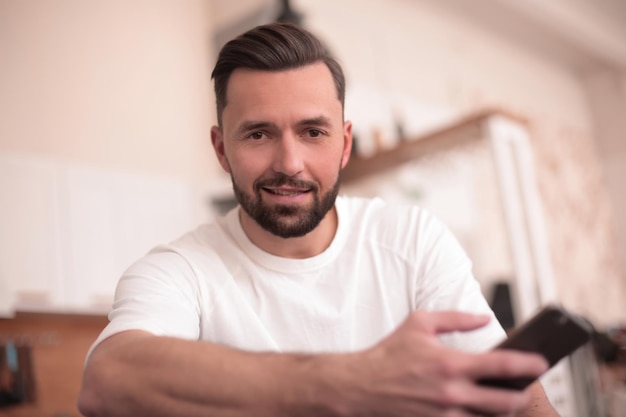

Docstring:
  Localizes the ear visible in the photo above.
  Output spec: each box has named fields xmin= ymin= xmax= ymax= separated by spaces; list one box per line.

xmin=340 ymin=120 xmax=353 ymax=169
xmin=211 ymin=125 xmax=231 ymax=173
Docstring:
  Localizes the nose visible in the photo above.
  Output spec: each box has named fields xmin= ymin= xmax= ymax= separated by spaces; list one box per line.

xmin=271 ymin=134 xmax=304 ymax=176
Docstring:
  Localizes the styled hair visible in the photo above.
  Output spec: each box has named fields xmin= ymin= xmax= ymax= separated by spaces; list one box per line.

xmin=211 ymin=23 xmax=345 ymax=126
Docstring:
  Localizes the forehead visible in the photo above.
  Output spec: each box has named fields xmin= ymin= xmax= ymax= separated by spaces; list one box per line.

xmin=222 ymin=63 xmax=341 ymax=123
xmin=227 ymin=62 xmax=336 ymax=94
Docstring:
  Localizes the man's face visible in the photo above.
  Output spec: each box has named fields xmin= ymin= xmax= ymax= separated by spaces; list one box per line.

xmin=211 ymin=63 xmax=352 ymax=238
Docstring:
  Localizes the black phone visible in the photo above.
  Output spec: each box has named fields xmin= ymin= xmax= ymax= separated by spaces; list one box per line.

xmin=478 ymin=304 xmax=593 ymax=390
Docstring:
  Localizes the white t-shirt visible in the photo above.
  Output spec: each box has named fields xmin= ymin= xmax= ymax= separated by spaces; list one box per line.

xmin=92 ymin=196 xmax=505 ymax=354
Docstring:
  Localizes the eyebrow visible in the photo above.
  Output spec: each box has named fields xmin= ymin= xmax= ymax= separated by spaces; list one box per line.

xmin=235 ymin=121 xmax=275 ymax=136
xmin=235 ymin=116 xmax=334 ymax=135
xmin=296 ymin=116 xmax=333 ymax=128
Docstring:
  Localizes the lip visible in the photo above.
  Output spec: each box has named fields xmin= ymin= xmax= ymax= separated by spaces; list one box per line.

xmin=263 ymin=186 xmax=310 ymax=195
xmin=261 ymin=186 xmax=311 ymax=203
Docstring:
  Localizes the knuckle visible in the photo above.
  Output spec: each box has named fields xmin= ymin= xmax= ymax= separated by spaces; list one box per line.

xmin=500 ymin=359 xmax=526 ymax=377
xmin=407 ymin=310 xmax=436 ymax=334
xmin=489 ymin=353 xmax=517 ymax=376
xmin=437 ymin=357 xmax=462 ymax=378
xmin=436 ymin=381 xmax=462 ymax=405
xmin=496 ymin=360 xmax=515 ymax=376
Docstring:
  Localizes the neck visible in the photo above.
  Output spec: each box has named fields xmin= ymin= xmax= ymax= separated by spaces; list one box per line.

xmin=238 ymin=207 xmax=338 ymax=259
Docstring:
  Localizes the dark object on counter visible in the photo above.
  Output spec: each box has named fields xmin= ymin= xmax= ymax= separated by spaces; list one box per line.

xmin=489 ymin=281 xmax=516 ymax=331
xmin=591 ymin=328 xmax=621 ymax=363
xmin=572 ymin=316 xmax=623 ymax=364
xmin=275 ymin=0 xmax=303 ymax=25
xmin=0 ymin=342 xmax=37 ymax=408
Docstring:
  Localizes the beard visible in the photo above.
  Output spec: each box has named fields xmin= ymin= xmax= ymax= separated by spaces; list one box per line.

xmin=231 ymin=169 xmax=341 ymax=239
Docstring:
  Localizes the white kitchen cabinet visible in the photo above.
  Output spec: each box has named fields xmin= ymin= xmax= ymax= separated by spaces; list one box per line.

xmin=0 ymin=152 xmax=200 ymax=315
xmin=61 ymin=164 xmax=198 ymax=311
xmin=0 ymin=153 xmax=65 ymax=314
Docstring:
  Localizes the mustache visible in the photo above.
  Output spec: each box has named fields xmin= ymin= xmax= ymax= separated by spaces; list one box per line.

xmin=254 ymin=174 xmax=318 ymax=192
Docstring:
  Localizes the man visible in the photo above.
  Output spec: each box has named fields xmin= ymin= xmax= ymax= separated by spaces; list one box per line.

xmin=78 ymin=23 xmax=559 ymax=417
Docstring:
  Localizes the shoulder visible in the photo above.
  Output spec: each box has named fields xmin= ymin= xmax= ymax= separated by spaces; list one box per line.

xmin=120 ymin=217 xmax=237 ymax=290
xmin=336 ymin=195 xmax=470 ymax=278
xmin=129 ymin=222 xmax=220 ymax=266
xmin=336 ymin=195 xmax=449 ymax=244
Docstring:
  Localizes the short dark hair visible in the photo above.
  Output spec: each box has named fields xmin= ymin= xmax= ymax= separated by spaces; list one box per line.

xmin=211 ymin=23 xmax=345 ymax=126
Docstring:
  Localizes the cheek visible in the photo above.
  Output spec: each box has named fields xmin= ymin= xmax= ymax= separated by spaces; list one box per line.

xmin=227 ymin=150 xmax=267 ymax=186
xmin=312 ymin=154 xmax=342 ymax=183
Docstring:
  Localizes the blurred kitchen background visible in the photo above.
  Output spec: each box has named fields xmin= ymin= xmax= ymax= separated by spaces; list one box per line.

xmin=1 ymin=0 xmax=625 ymax=416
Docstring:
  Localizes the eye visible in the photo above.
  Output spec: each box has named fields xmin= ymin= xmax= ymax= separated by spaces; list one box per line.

xmin=248 ymin=131 xmax=265 ymax=140
xmin=306 ymin=129 xmax=324 ymax=138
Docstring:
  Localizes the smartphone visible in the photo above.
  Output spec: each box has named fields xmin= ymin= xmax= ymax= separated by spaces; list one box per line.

xmin=478 ymin=304 xmax=593 ymax=390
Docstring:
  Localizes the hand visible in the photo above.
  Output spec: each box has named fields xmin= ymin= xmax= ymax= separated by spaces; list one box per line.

xmin=343 ymin=310 xmax=549 ymax=417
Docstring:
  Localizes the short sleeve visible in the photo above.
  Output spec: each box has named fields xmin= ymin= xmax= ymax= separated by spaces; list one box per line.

xmin=87 ymin=246 xmax=202 ymax=358
xmin=414 ymin=213 xmax=506 ymax=352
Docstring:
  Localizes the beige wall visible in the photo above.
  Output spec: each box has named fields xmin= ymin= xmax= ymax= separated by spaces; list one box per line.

xmin=1 ymin=0 xmax=623 ymax=324
xmin=584 ymin=72 xmax=626 ymax=279
xmin=0 ymin=0 xmax=219 ymax=181
xmin=300 ymin=0 xmax=593 ymax=128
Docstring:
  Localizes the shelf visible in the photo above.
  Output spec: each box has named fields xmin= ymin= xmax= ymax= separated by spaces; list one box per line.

xmin=342 ymin=108 xmax=527 ymax=184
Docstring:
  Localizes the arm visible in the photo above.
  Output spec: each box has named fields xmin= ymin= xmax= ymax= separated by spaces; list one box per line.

xmin=78 ymin=330 xmax=347 ymax=417
xmin=79 ymin=311 xmax=551 ymax=417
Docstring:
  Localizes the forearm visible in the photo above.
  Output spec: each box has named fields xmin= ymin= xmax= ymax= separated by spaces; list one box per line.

xmin=79 ymin=312 xmax=555 ymax=417
xmin=78 ymin=331 xmax=350 ymax=417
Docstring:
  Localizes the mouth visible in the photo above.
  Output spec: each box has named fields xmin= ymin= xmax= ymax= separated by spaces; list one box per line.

xmin=262 ymin=187 xmax=311 ymax=196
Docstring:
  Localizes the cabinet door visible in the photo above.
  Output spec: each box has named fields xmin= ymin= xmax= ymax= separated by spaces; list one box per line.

xmin=0 ymin=154 xmax=65 ymax=315
xmin=0 ymin=153 xmax=199 ymax=315
xmin=62 ymin=165 xmax=197 ymax=312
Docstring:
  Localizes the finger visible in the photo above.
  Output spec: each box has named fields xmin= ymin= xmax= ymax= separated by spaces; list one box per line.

xmin=408 ymin=310 xmax=492 ymax=335
xmin=462 ymin=350 xmax=549 ymax=380
xmin=444 ymin=379 xmax=533 ymax=415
